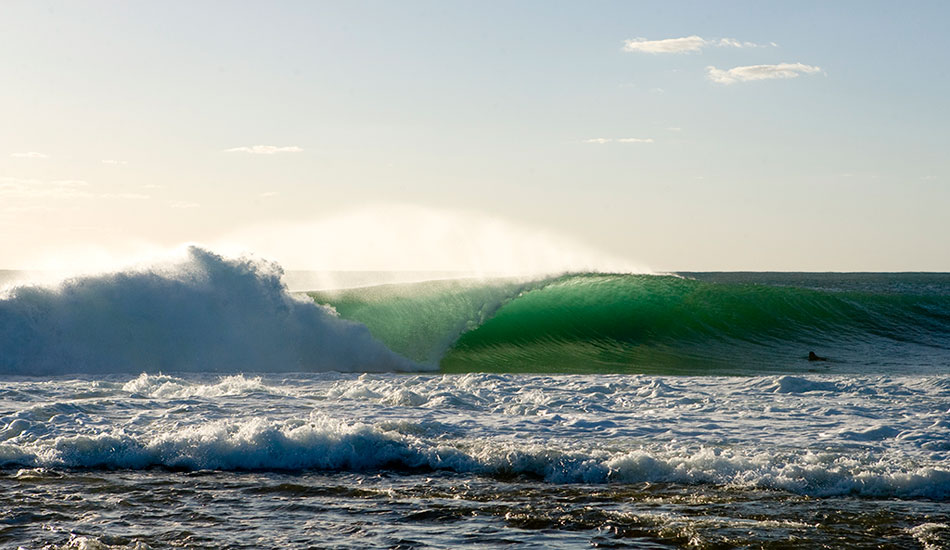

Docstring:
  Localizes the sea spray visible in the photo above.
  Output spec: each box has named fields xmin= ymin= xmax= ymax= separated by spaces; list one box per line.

xmin=0 ymin=247 xmax=422 ymax=374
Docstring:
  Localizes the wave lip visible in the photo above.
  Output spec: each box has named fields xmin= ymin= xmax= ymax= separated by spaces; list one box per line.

xmin=0 ymin=247 xmax=424 ymax=375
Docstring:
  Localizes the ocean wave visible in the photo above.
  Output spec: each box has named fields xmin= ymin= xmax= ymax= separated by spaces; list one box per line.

xmin=2 ymin=257 xmax=948 ymax=375
xmin=308 ymin=272 xmax=950 ymax=374
xmin=0 ymin=247 xmax=423 ymax=374
xmin=1 ymin=414 xmax=947 ymax=500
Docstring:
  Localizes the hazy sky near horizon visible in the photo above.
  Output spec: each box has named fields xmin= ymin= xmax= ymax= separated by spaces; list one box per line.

xmin=2 ymin=1 xmax=948 ymax=272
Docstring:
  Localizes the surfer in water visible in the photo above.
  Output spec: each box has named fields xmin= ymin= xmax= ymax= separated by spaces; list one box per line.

xmin=808 ymin=351 xmax=828 ymax=362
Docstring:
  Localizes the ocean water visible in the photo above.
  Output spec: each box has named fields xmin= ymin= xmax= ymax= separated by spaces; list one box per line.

xmin=1 ymin=248 xmax=948 ymax=549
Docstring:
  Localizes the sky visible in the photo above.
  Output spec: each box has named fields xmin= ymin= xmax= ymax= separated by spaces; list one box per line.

xmin=1 ymin=1 xmax=948 ymax=272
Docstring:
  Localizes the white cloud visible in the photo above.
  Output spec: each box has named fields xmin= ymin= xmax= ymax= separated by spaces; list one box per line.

xmin=102 ymin=159 xmax=128 ymax=165
xmin=706 ymin=62 xmax=822 ymax=84
xmin=169 ymin=201 xmax=200 ymax=209
xmin=667 ymin=127 xmax=682 ymax=132
xmin=259 ymin=191 xmax=279 ymax=198
xmin=583 ymin=138 xmax=612 ymax=144
xmin=623 ymin=35 xmax=707 ymax=54
xmin=0 ymin=177 xmax=92 ymax=199
xmin=622 ymin=36 xmax=770 ymax=54
xmin=225 ymin=145 xmax=303 ymax=155
xmin=10 ymin=151 xmax=49 ymax=159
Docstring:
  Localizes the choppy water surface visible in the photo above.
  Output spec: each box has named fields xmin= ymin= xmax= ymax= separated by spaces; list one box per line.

xmin=2 ymin=372 xmax=948 ymax=549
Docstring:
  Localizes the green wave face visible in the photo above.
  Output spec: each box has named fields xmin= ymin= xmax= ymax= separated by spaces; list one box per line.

xmin=309 ymin=278 xmax=537 ymax=366
xmin=311 ymin=274 xmax=950 ymax=375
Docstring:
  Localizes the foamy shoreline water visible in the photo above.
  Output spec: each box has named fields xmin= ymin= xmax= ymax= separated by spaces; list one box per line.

xmin=1 ymin=371 xmax=948 ymax=549
xmin=2 ymin=372 xmax=948 ymax=498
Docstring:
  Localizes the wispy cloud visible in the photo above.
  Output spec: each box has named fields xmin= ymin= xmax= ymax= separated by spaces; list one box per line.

xmin=101 ymin=159 xmax=128 ymax=165
xmin=259 ymin=191 xmax=279 ymax=198
xmin=622 ymin=36 xmax=771 ymax=54
xmin=706 ymin=62 xmax=822 ymax=84
xmin=0 ymin=178 xmax=156 ymax=201
xmin=10 ymin=151 xmax=49 ymax=159
xmin=0 ymin=178 xmax=91 ymax=199
xmin=169 ymin=201 xmax=200 ymax=209
xmin=584 ymin=138 xmax=654 ymax=144
xmin=225 ymin=145 xmax=303 ymax=155
xmin=100 ymin=193 xmax=150 ymax=200
xmin=716 ymin=38 xmax=776 ymax=49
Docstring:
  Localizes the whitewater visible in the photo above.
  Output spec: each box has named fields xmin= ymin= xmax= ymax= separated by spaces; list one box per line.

xmin=1 ymin=247 xmax=948 ymax=549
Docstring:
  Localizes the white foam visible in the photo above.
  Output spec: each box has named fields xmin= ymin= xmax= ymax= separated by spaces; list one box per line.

xmin=121 ymin=373 xmax=282 ymax=399
xmin=3 ymin=414 xmax=947 ymax=500
xmin=768 ymin=375 xmax=840 ymax=393
xmin=28 ymin=416 xmax=450 ymax=472
xmin=2 ymin=372 xmax=949 ymax=501
xmin=43 ymin=533 xmax=151 ymax=550
xmin=0 ymin=247 xmax=423 ymax=374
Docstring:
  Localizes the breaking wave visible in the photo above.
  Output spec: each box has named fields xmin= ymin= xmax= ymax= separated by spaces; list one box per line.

xmin=0 ymin=413 xmax=947 ymax=500
xmin=0 ymin=247 xmax=421 ymax=374
xmin=2 ymin=247 xmax=948 ymax=375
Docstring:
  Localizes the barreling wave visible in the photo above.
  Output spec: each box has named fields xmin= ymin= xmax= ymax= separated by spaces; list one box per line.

xmin=0 ymin=247 xmax=420 ymax=374
xmin=313 ymin=273 xmax=950 ymax=374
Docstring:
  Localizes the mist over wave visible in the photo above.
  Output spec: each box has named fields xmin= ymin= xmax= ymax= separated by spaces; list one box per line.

xmin=218 ymin=205 xmax=646 ymax=276
xmin=0 ymin=247 xmax=421 ymax=375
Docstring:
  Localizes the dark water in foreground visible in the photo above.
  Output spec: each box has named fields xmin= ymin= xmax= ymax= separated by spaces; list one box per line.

xmin=5 ymin=469 xmax=948 ymax=549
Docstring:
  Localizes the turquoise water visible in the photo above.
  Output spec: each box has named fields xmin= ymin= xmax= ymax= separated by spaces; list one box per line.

xmin=311 ymin=272 xmax=950 ymax=375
